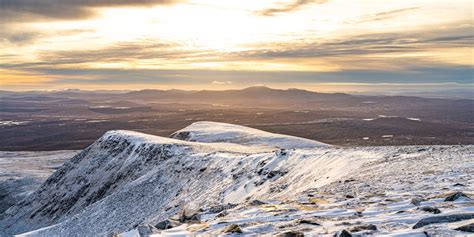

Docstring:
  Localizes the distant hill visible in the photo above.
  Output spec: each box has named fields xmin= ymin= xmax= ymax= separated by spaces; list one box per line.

xmin=119 ymin=86 xmax=355 ymax=108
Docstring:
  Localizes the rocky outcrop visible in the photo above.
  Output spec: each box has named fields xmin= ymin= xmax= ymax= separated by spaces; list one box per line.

xmin=413 ymin=213 xmax=474 ymax=229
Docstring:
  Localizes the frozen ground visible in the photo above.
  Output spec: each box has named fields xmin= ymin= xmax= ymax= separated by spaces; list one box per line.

xmin=0 ymin=151 xmax=77 ymax=213
xmin=0 ymin=122 xmax=472 ymax=236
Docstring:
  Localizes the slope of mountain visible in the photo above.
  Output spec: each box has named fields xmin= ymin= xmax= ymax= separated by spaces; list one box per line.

xmin=170 ymin=121 xmax=329 ymax=149
xmin=0 ymin=122 xmax=472 ymax=236
xmin=0 ymin=151 xmax=77 ymax=214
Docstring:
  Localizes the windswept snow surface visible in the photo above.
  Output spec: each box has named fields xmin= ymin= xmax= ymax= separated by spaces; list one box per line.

xmin=170 ymin=121 xmax=330 ymax=149
xmin=0 ymin=151 xmax=76 ymax=214
xmin=0 ymin=122 xmax=472 ymax=236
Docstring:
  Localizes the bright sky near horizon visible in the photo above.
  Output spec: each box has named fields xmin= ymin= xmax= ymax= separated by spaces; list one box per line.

xmin=0 ymin=0 xmax=472 ymax=91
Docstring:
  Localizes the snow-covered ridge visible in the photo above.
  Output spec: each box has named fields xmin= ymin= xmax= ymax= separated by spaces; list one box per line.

xmin=0 ymin=122 xmax=472 ymax=236
xmin=102 ymin=129 xmax=273 ymax=154
xmin=170 ymin=121 xmax=330 ymax=149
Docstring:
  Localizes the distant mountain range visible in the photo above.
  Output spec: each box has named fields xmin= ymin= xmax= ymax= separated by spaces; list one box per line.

xmin=2 ymin=86 xmax=472 ymax=110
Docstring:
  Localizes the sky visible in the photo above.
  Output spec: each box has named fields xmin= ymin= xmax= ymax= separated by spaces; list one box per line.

xmin=0 ymin=0 xmax=473 ymax=91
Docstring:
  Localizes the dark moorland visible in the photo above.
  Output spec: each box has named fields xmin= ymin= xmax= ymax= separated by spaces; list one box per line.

xmin=1 ymin=86 xmax=472 ymax=151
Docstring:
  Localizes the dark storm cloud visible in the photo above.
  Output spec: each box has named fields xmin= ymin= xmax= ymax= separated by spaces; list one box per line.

xmin=256 ymin=0 xmax=328 ymax=16
xmin=0 ymin=0 xmax=179 ymax=21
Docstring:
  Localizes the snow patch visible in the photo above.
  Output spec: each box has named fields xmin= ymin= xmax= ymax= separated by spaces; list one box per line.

xmin=170 ymin=121 xmax=329 ymax=149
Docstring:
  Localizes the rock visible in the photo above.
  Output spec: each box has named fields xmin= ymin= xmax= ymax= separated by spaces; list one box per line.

xmin=345 ymin=195 xmax=355 ymax=199
xmin=297 ymin=219 xmax=321 ymax=226
xmin=277 ymin=230 xmax=304 ymax=237
xmin=106 ymin=233 xmax=119 ymax=237
xmin=334 ymin=229 xmax=352 ymax=237
xmin=137 ymin=224 xmax=160 ymax=237
xmin=223 ymin=224 xmax=242 ymax=233
xmin=349 ymin=224 xmax=377 ymax=232
xmin=353 ymin=211 xmax=363 ymax=217
xmin=206 ymin=203 xmax=237 ymax=214
xmin=418 ymin=206 xmax=441 ymax=214
xmin=216 ymin=211 xmax=228 ymax=217
xmin=411 ymin=197 xmax=423 ymax=206
xmin=177 ymin=209 xmax=200 ymax=223
xmin=413 ymin=213 xmax=474 ymax=229
xmin=266 ymin=170 xmax=288 ymax=179
xmin=444 ymin=192 xmax=471 ymax=202
xmin=248 ymin=199 xmax=266 ymax=206
xmin=154 ymin=219 xmax=176 ymax=230
xmin=455 ymin=223 xmax=474 ymax=233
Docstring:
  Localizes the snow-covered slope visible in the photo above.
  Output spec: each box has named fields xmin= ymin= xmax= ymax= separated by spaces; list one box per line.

xmin=0 ymin=122 xmax=472 ymax=237
xmin=0 ymin=151 xmax=76 ymax=214
xmin=170 ymin=121 xmax=329 ymax=148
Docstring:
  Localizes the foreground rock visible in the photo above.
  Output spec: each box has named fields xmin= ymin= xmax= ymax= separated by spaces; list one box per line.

xmin=223 ymin=224 xmax=242 ymax=233
xmin=444 ymin=192 xmax=471 ymax=202
xmin=413 ymin=213 xmax=474 ymax=229
xmin=455 ymin=223 xmax=474 ymax=233
xmin=349 ymin=224 xmax=377 ymax=232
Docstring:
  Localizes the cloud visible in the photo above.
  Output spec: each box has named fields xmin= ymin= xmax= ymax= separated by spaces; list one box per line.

xmin=353 ymin=7 xmax=420 ymax=23
xmin=231 ymin=24 xmax=473 ymax=61
xmin=211 ymin=80 xmax=233 ymax=85
xmin=0 ymin=30 xmax=42 ymax=45
xmin=2 ymin=23 xmax=472 ymax=76
xmin=0 ymin=39 xmax=206 ymax=69
xmin=256 ymin=0 xmax=328 ymax=16
xmin=0 ymin=0 xmax=179 ymax=22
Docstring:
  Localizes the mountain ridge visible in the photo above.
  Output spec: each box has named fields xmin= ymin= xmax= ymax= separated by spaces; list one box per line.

xmin=0 ymin=122 xmax=472 ymax=236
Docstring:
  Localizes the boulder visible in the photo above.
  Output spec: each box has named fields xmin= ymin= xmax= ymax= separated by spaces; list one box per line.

xmin=349 ymin=224 xmax=377 ymax=232
xmin=418 ymin=206 xmax=441 ymax=214
xmin=444 ymin=192 xmax=471 ymax=202
xmin=277 ymin=230 xmax=304 ymax=237
xmin=297 ymin=219 xmax=321 ymax=226
xmin=223 ymin=224 xmax=242 ymax=233
xmin=411 ymin=197 xmax=423 ymax=206
xmin=455 ymin=223 xmax=474 ymax=233
xmin=136 ymin=224 xmax=160 ymax=237
xmin=334 ymin=229 xmax=352 ymax=237
xmin=413 ymin=213 xmax=474 ymax=229
xmin=248 ymin=199 xmax=266 ymax=206
xmin=154 ymin=219 xmax=177 ymax=230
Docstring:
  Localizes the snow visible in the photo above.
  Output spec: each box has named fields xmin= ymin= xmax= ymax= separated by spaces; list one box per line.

xmin=170 ymin=121 xmax=330 ymax=149
xmin=0 ymin=122 xmax=472 ymax=237
xmin=0 ymin=120 xmax=29 ymax=126
xmin=0 ymin=151 xmax=77 ymax=214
